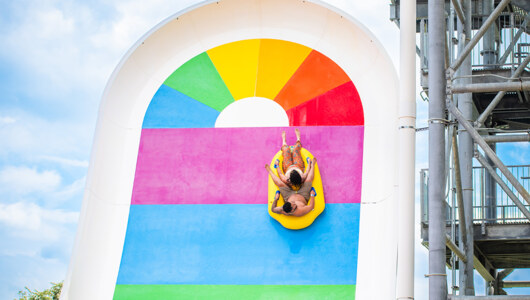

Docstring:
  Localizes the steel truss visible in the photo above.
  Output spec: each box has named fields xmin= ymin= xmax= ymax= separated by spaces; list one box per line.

xmin=424 ymin=0 xmax=530 ymax=298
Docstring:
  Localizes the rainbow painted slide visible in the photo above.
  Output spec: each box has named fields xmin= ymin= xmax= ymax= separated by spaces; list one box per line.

xmin=113 ymin=39 xmax=364 ymax=299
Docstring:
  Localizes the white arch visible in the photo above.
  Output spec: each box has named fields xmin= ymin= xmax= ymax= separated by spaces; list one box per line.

xmin=62 ymin=1 xmax=399 ymax=299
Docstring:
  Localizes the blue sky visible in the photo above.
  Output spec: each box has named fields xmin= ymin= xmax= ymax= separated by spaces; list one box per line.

xmin=0 ymin=0 xmax=527 ymax=299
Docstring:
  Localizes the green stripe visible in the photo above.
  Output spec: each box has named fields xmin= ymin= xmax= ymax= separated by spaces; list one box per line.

xmin=164 ymin=52 xmax=234 ymax=112
xmin=114 ymin=285 xmax=355 ymax=300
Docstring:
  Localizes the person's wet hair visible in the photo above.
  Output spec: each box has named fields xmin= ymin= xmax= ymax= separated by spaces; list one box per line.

xmin=283 ymin=202 xmax=293 ymax=213
xmin=289 ymin=171 xmax=302 ymax=187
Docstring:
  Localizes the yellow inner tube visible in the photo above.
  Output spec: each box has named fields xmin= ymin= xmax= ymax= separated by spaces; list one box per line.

xmin=268 ymin=148 xmax=325 ymax=230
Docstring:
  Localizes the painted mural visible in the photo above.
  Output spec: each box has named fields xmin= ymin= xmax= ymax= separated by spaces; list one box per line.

xmin=114 ymin=39 xmax=364 ymax=299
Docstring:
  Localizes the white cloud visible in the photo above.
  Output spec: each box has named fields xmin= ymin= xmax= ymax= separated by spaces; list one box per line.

xmin=0 ymin=117 xmax=16 ymax=124
xmin=0 ymin=201 xmax=78 ymax=298
xmin=40 ymin=156 xmax=89 ymax=168
xmin=0 ymin=110 xmax=93 ymax=159
xmin=0 ymin=166 xmax=61 ymax=195
xmin=50 ymin=177 xmax=86 ymax=206
xmin=0 ymin=202 xmax=78 ymax=238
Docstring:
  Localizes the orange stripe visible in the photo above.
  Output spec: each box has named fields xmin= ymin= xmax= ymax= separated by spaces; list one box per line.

xmin=274 ymin=50 xmax=350 ymax=110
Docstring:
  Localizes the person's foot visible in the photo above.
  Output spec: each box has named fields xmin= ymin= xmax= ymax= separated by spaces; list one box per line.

xmin=282 ymin=131 xmax=287 ymax=146
xmin=295 ymin=128 xmax=301 ymax=142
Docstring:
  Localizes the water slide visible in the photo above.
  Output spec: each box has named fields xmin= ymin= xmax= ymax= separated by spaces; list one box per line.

xmin=62 ymin=1 xmax=400 ymax=299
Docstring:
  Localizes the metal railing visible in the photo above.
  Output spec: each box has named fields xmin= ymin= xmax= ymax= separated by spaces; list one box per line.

xmin=420 ymin=164 xmax=530 ymax=224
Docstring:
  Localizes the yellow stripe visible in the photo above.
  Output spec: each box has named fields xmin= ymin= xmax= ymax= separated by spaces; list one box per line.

xmin=256 ymin=39 xmax=312 ymax=100
xmin=207 ymin=39 xmax=260 ymax=100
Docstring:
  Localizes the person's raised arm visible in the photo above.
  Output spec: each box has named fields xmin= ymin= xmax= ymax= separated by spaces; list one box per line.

xmin=308 ymin=188 xmax=316 ymax=211
xmin=270 ymin=191 xmax=284 ymax=214
xmin=302 ymin=157 xmax=312 ymax=182
xmin=305 ymin=157 xmax=317 ymax=183
xmin=265 ymin=164 xmax=286 ymax=187
xmin=274 ymin=159 xmax=289 ymax=182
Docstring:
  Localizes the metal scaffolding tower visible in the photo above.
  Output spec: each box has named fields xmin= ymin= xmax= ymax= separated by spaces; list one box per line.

xmin=393 ymin=0 xmax=530 ymax=298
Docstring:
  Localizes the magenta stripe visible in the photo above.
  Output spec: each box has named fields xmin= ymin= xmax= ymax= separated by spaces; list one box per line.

xmin=131 ymin=126 xmax=363 ymax=204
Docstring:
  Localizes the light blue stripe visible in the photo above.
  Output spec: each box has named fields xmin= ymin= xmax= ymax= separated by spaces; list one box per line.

xmin=142 ymin=84 xmax=220 ymax=128
xmin=116 ymin=204 xmax=359 ymax=285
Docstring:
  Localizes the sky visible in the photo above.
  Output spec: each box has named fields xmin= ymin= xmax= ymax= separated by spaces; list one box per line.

xmin=0 ymin=0 xmax=528 ymax=299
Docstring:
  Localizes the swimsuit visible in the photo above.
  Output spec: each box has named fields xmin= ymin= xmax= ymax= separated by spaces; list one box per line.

xmin=281 ymin=141 xmax=304 ymax=173
xmin=279 ymin=181 xmax=313 ymax=202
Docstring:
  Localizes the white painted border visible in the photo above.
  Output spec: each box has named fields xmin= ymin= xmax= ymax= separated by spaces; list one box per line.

xmin=61 ymin=1 xmax=399 ymax=299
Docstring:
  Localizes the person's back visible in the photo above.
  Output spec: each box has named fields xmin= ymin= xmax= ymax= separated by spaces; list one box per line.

xmin=285 ymin=193 xmax=312 ymax=217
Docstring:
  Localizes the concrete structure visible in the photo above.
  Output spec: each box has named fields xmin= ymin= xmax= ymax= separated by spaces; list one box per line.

xmin=61 ymin=1 xmax=404 ymax=299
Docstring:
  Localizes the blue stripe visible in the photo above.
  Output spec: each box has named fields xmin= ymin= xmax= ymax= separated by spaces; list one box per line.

xmin=142 ymin=84 xmax=220 ymax=128
xmin=116 ymin=204 xmax=359 ymax=285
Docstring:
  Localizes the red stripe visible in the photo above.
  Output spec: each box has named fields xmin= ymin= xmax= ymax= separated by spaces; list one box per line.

xmin=287 ymin=81 xmax=364 ymax=126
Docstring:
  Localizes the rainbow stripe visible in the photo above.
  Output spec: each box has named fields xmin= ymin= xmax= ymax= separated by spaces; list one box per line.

xmin=115 ymin=39 xmax=363 ymax=299
xmin=143 ymin=39 xmax=363 ymax=128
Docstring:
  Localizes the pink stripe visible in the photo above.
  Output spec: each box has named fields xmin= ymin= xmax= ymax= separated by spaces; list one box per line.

xmin=131 ymin=126 xmax=363 ymax=204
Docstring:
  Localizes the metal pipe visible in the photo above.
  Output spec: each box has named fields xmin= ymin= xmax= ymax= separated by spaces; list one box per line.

xmin=420 ymin=19 xmax=427 ymax=70
xmin=450 ymin=0 xmax=511 ymax=73
xmin=502 ymin=281 xmax=530 ymax=288
xmin=396 ymin=0 xmax=416 ymax=298
xmin=476 ymin=54 xmax=530 ymax=125
xmin=428 ymin=0 xmax=448 ymax=298
xmin=498 ymin=20 xmax=527 ymax=65
xmin=447 ymin=99 xmax=530 ymax=205
xmin=484 ymin=142 xmax=497 ymax=223
xmin=446 ymin=234 xmax=467 ymax=262
xmin=451 ymin=0 xmax=466 ymax=26
xmin=457 ymin=0 xmax=474 ymax=293
xmin=482 ymin=133 xmax=530 ymax=143
xmin=475 ymin=151 xmax=530 ymax=221
xmin=482 ymin=0 xmax=497 ymax=68
xmin=452 ymin=132 xmax=467 ymax=247
xmin=452 ymin=80 xmax=530 ymax=93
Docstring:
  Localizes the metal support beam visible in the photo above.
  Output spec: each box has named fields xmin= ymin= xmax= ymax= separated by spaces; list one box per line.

xmin=476 ymin=54 xmax=530 ymax=125
xmin=445 ymin=234 xmax=467 ymax=262
xmin=502 ymin=281 xmax=530 ymax=288
xmin=428 ymin=0 xmax=448 ymax=298
xmin=475 ymin=151 xmax=530 ymax=221
xmin=498 ymin=18 xmax=528 ymax=65
xmin=452 ymin=132 xmax=468 ymax=247
xmin=451 ymin=80 xmax=530 ymax=94
xmin=495 ymin=269 xmax=514 ymax=295
xmin=447 ymin=99 xmax=530 ymax=205
xmin=451 ymin=0 xmax=466 ymax=26
xmin=484 ymin=141 xmax=497 ymax=223
xmin=449 ymin=0 xmax=511 ymax=73
xmin=482 ymin=0 xmax=497 ymax=68
xmin=482 ymin=133 xmax=530 ymax=143
xmin=473 ymin=249 xmax=496 ymax=282
xmin=457 ymin=0 xmax=474 ymax=293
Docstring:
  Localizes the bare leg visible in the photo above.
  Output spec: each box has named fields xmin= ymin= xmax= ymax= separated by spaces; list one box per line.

xmin=292 ymin=141 xmax=304 ymax=171
xmin=281 ymin=131 xmax=293 ymax=172
xmin=292 ymin=129 xmax=304 ymax=171
xmin=295 ymin=128 xmax=301 ymax=143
